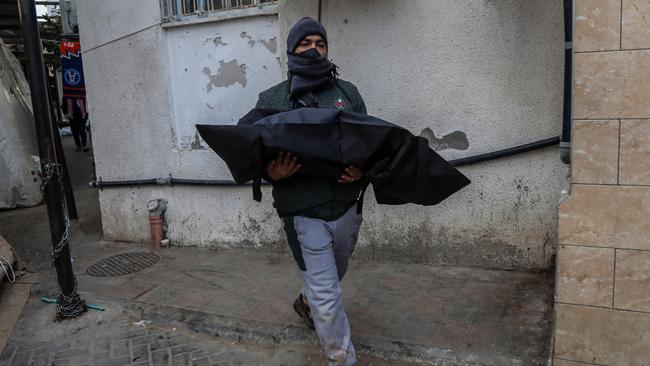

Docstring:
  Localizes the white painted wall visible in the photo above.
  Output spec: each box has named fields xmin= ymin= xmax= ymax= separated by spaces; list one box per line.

xmin=77 ymin=1 xmax=282 ymax=247
xmin=78 ymin=0 xmax=568 ymax=270
xmin=315 ymin=0 xmax=568 ymax=269
xmin=166 ymin=16 xmax=282 ymax=151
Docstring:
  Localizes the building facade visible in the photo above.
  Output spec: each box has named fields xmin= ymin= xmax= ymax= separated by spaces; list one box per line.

xmin=77 ymin=0 xmax=567 ymax=270
xmin=553 ymin=0 xmax=650 ymax=363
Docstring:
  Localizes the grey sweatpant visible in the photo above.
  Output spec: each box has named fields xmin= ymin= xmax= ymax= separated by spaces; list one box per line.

xmin=282 ymin=203 xmax=362 ymax=366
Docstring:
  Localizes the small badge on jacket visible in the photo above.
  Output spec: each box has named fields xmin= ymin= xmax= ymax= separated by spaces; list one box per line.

xmin=334 ymin=98 xmax=346 ymax=110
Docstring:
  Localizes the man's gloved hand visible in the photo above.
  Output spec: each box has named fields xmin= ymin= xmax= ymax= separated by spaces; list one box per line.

xmin=267 ymin=151 xmax=301 ymax=181
xmin=338 ymin=166 xmax=363 ymax=183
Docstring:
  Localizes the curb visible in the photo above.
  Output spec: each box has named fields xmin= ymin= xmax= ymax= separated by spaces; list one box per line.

xmin=125 ymin=302 xmax=530 ymax=366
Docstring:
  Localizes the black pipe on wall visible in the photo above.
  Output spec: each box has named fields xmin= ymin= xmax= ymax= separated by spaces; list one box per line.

xmin=89 ymin=176 xmax=270 ymax=189
xmin=89 ymin=135 xmax=560 ymax=189
xmin=560 ymin=0 xmax=573 ymax=164
xmin=317 ymin=0 xmax=322 ymax=22
xmin=449 ymin=137 xmax=559 ymax=167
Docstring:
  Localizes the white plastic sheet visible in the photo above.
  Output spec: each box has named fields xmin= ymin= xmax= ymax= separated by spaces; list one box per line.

xmin=0 ymin=39 xmax=42 ymax=208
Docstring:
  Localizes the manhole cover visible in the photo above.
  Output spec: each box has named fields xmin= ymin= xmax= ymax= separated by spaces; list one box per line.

xmin=87 ymin=252 xmax=161 ymax=277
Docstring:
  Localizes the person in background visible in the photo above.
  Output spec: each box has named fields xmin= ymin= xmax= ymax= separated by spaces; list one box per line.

xmin=61 ymin=96 xmax=88 ymax=152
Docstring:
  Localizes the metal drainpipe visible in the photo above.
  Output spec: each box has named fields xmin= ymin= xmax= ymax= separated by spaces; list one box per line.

xmin=318 ymin=0 xmax=322 ymax=22
xmin=560 ymin=0 xmax=573 ymax=164
xmin=87 ymin=135 xmax=562 ymax=190
xmin=89 ymin=176 xmax=270 ymax=188
xmin=448 ymin=136 xmax=559 ymax=167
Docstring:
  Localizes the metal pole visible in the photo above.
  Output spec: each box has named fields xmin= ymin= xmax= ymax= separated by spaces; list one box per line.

xmin=48 ymin=71 xmax=78 ymax=220
xmin=18 ymin=0 xmax=86 ymax=319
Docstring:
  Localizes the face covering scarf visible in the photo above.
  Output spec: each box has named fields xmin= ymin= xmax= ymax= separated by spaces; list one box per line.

xmin=287 ymin=48 xmax=337 ymax=105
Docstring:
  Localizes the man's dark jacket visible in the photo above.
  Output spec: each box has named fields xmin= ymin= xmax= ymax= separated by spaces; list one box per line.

xmin=196 ymin=108 xmax=471 ymax=211
xmin=255 ymin=78 xmax=368 ymax=220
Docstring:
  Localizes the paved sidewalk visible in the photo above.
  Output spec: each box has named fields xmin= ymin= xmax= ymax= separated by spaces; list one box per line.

xmin=0 ymin=136 xmax=554 ymax=365
xmin=0 ymin=239 xmax=554 ymax=365
xmin=85 ymin=245 xmax=554 ymax=365
xmin=1 ymin=320 xmax=272 ymax=366
xmin=0 ymin=288 xmax=397 ymax=366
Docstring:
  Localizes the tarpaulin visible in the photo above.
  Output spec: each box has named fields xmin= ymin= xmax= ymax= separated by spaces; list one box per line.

xmin=0 ymin=39 xmax=42 ymax=208
xmin=197 ymin=108 xmax=470 ymax=206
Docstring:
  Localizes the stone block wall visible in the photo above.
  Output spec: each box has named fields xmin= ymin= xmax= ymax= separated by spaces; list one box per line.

xmin=553 ymin=0 xmax=650 ymax=364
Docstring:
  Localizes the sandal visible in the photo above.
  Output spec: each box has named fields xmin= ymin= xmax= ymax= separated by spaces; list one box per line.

xmin=293 ymin=294 xmax=315 ymax=330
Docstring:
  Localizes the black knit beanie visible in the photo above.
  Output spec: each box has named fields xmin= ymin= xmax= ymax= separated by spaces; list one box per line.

xmin=287 ymin=17 xmax=328 ymax=53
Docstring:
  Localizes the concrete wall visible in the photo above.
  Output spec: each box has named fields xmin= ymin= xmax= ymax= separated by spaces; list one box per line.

xmin=316 ymin=0 xmax=567 ymax=269
xmin=166 ymin=16 xmax=282 ymax=148
xmin=79 ymin=0 xmax=567 ymax=270
xmin=77 ymin=0 xmax=282 ymax=246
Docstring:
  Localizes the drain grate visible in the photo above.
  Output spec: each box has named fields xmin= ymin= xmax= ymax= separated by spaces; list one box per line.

xmin=87 ymin=252 xmax=161 ymax=277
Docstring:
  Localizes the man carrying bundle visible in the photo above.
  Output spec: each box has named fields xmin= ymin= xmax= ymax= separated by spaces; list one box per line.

xmin=256 ymin=16 xmax=366 ymax=366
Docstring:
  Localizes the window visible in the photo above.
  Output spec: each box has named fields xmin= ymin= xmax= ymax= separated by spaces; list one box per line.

xmin=160 ymin=0 xmax=276 ymax=22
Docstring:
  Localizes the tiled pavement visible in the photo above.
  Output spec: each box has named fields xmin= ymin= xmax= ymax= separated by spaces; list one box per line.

xmin=0 ymin=325 xmax=270 ymax=366
xmin=0 ymin=285 xmax=411 ymax=366
xmin=0 ymin=240 xmax=554 ymax=365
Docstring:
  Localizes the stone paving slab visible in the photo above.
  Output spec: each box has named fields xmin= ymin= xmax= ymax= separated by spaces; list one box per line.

xmin=1 ymin=317 xmax=276 ymax=366
xmin=0 ymin=286 xmax=418 ymax=366
xmin=0 ymin=279 xmax=33 ymax=355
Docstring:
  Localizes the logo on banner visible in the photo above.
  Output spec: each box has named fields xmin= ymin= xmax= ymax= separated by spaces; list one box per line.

xmin=60 ymin=41 xmax=86 ymax=97
xmin=64 ymin=68 xmax=82 ymax=86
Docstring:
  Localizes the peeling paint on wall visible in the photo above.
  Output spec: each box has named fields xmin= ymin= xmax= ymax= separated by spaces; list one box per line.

xmin=211 ymin=35 xmax=228 ymax=47
xmin=191 ymin=132 xmax=205 ymax=150
xmin=202 ymin=60 xmax=248 ymax=91
xmin=240 ymin=32 xmax=277 ymax=54
xmin=179 ymin=132 xmax=207 ymax=150
xmin=240 ymin=31 xmax=256 ymax=47
xmin=420 ymin=128 xmax=470 ymax=151
xmin=259 ymin=37 xmax=277 ymax=54
xmin=167 ymin=15 xmax=282 ymax=150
